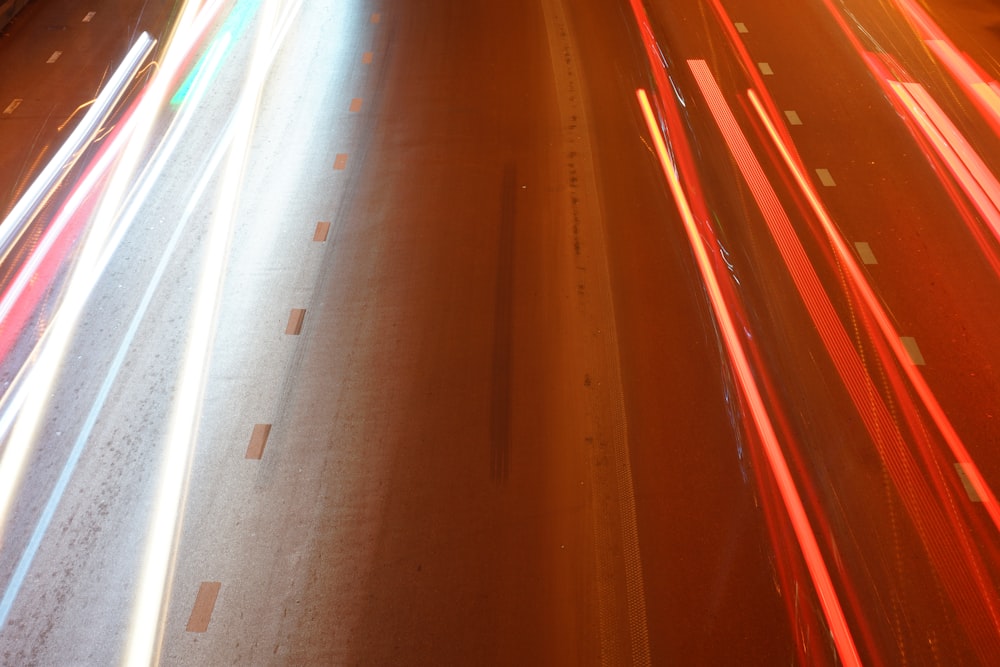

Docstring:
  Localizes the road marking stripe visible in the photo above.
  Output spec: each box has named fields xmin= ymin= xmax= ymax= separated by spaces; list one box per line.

xmin=758 ymin=62 xmax=773 ymax=75
xmin=815 ymin=168 xmax=836 ymax=186
xmin=47 ymin=51 xmax=63 ymax=64
xmin=314 ymin=221 xmax=331 ymax=242
xmin=362 ymin=51 xmax=373 ymax=64
xmin=349 ymin=97 xmax=363 ymax=112
xmin=3 ymin=99 xmax=22 ymax=115
xmin=956 ymin=462 xmax=983 ymax=501
xmin=784 ymin=109 xmax=802 ymax=125
xmin=900 ymin=336 xmax=925 ymax=365
xmin=854 ymin=241 xmax=877 ymax=264
xmin=371 ymin=12 xmax=381 ymax=23
xmin=83 ymin=11 xmax=96 ymax=22
xmin=735 ymin=22 xmax=748 ymax=33
xmin=333 ymin=153 xmax=348 ymax=170
xmin=186 ymin=582 xmax=221 ymax=632
xmin=286 ymin=308 xmax=306 ymax=335
xmin=245 ymin=424 xmax=271 ymax=459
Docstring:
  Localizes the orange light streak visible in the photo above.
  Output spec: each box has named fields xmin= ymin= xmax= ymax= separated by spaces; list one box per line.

xmin=636 ymin=87 xmax=863 ymax=667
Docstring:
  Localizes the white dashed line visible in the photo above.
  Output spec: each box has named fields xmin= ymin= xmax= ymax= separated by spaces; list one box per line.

xmin=900 ymin=336 xmax=925 ymax=365
xmin=955 ymin=462 xmax=983 ymax=501
xmin=3 ymin=99 xmax=22 ymax=115
xmin=83 ymin=11 xmax=96 ymax=22
xmin=784 ymin=110 xmax=802 ymax=125
xmin=735 ymin=22 xmax=748 ymax=34
xmin=815 ymin=168 xmax=836 ymax=186
xmin=854 ymin=241 xmax=877 ymax=264
xmin=46 ymin=51 xmax=63 ymax=64
xmin=758 ymin=62 xmax=773 ymax=75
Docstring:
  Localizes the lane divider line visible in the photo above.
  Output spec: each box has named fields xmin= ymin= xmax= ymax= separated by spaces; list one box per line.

xmin=757 ymin=62 xmax=773 ymax=75
xmin=900 ymin=336 xmax=926 ymax=365
xmin=333 ymin=153 xmax=348 ymax=170
xmin=815 ymin=168 xmax=836 ymax=186
xmin=348 ymin=98 xmax=363 ymax=113
xmin=313 ymin=221 xmax=331 ymax=242
xmin=285 ymin=308 xmax=306 ymax=335
xmin=185 ymin=582 xmax=221 ymax=632
xmin=46 ymin=51 xmax=62 ymax=64
xmin=784 ymin=110 xmax=802 ymax=126
xmin=854 ymin=241 xmax=877 ymax=265
xmin=245 ymin=424 xmax=271 ymax=460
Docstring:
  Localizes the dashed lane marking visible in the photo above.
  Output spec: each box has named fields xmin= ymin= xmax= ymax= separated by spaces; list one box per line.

xmin=758 ymin=62 xmax=773 ymax=75
xmin=735 ymin=22 xmax=748 ymax=33
xmin=186 ymin=582 xmax=221 ymax=632
xmin=371 ymin=12 xmax=381 ymax=23
xmin=83 ymin=11 xmax=96 ymax=22
xmin=816 ymin=168 xmax=836 ymax=186
xmin=362 ymin=52 xmax=373 ymax=64
xmin=901 ymin=336 xmax=926 ymax=365
xmin=47 ymin=51 xmax=63 ymax=64
xmin=314 ymin=222 xmax=331 ymax=242
xmin=245 ymin=424 xmax=272 ymax=459
xmin=855 ymin=241 xmax=877 ymax=264
xmin=333 ymin=153 xmax=348 ymax=170
xmin=784 ymin=109 xmax=802 ymax=125
xmin=3 ymin=99 xmax=22 ymax=115
xmin=956 ymin=462 xmax=983 ymax=501
xmin=349 ymin=98 xmax=363 ymax=113
xmin=286 ymin=308 xmax=306 ymax=335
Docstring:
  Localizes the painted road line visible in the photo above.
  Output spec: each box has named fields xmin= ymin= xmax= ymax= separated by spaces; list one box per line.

xmin=956 ymin=462 xmax=983 ymax=501
xmin=816 ymin=168 xmax=836 ymax=186
xmin=362 ymin=52 xmax=373 ymax=64
xmin=784 ymin=110 xmax=802 ymax=125
xmin=245 ymin=424 xmax=271 ymax=459
xmin=735 ymin=22 xmax=748 ymax=33
xmin=855 ymin=241 xmax=877 ymax=264
xmin=900 ymin=336 xmax=926 ymax=365
xmin=47 ymin=51 xmax=63 ymax=64
xmin=349 ymin=98 xmax=363 ymax=113
xmin=83 ymin=11 xmax=96 ymax=22
xmin=286 ymin=308 xmax=306 ymax=335
xmin=371 ymin=12 xmax=381 ymax=23
xmin=186 ymin=582 xmax=221 ymax=632
xmin=333 ymin=153 xmax=348 ymax=170
xmin=758 ymin=62 xmax=773 ymax=75
xmin=3 ymin=99 xmax=22 ymax=115
xmin=314 ymin=221 xmax=331 ymax=242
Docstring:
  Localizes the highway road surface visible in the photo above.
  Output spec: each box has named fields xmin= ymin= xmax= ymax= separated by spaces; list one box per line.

xmin=2 ymin=0 xmax=1000 ymax=664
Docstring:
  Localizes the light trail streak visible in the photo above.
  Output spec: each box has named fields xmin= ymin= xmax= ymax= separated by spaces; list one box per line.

xmin=124 ymin=0 xmax=303 ymax=663
xmin=0 ymin=30 xmax=231 ymax=634
xmin=891 ymin=0 xmax=1000 ymax=137
xmin=689 ymin=59 xmax=1000 ymax=661
xmin=0 ymin=34 xmax=151 ymax=265
xmin=636 ymin=86 xmax=862 ymax=667
xmin=746 ymin=88 xmax=1000 ymax=538
xmin=0 ymin=33 xmax=156 ymax=545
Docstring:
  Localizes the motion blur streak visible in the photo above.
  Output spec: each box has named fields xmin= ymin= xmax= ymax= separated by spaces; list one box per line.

xmin=746 ymin=88 xmax=1000 ymax=537
xmin=892 ymin=0 xmax=1000 ymax=137
xmin=886 ymin=79 xmax=1000 ymax=244
xmin=124 ymin=1 xmax=301 ymax=663
xmin=0 ymin=34 xmax=151 ymax=263
xmin=0 ymin=33 xmax=157 ymax=544
xmin=0 ymin=29 xmax=230 ymax=635
xmin=690 ymin=58 xmax=1000 ymax=661
xmin=635 ymin=88 xmax=862 ymax=667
